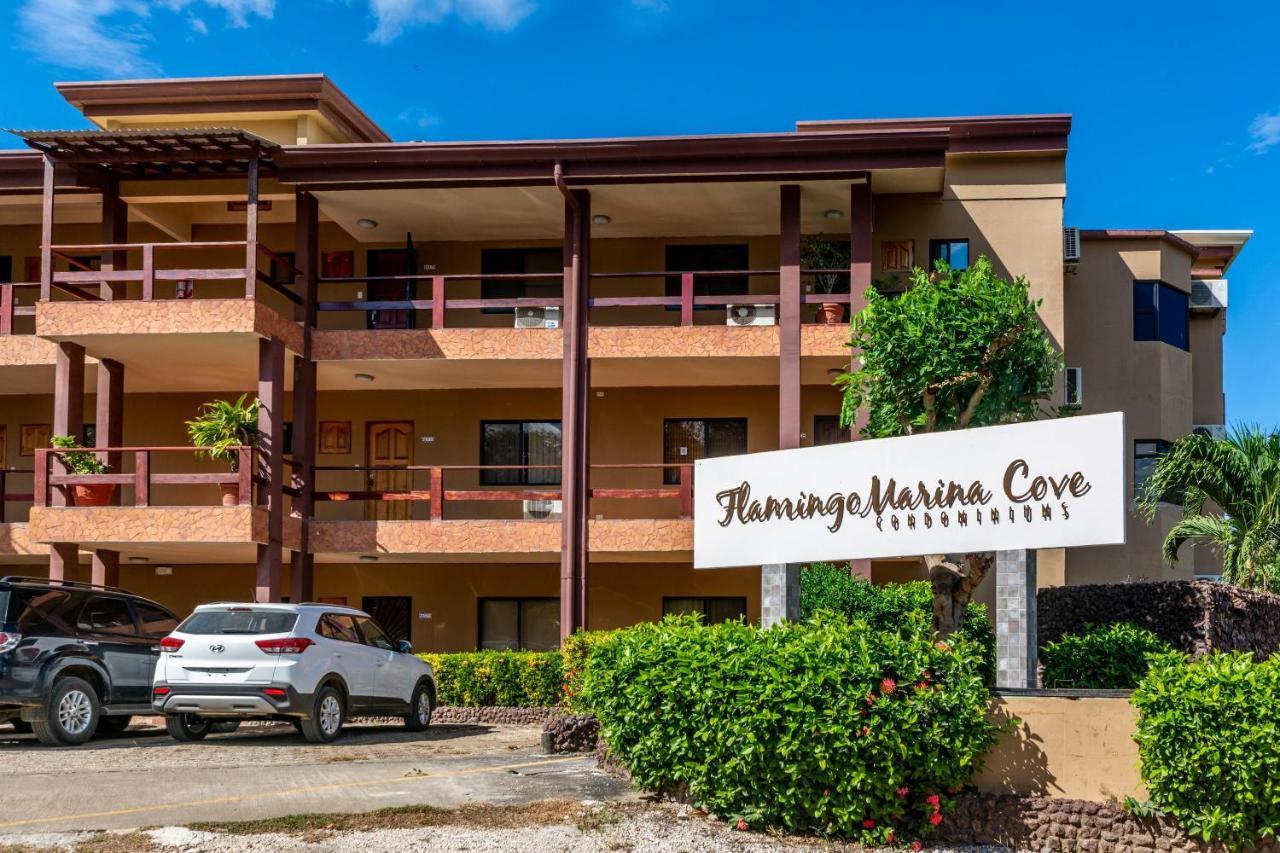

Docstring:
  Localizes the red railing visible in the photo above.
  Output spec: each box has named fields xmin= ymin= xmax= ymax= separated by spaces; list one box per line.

xmin=0 ymin=283 xmax=41 ymax=335
xmin=0 ymin=469 xmax=35 ymax=522
xmin=316 ymin=271 xmax=564 ymax=328
xmin=34 ymin=446 xmax=258 ymax=508
xmin=46 ymin=242 xmax=301 ymax=306
xmin=313 ymin=463 xmax=693 ymax=519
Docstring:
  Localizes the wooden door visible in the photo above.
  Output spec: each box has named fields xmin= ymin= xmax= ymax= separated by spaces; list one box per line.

xmin=362 ymin=596 xmax=412 ymax=645
xmin=366 ymin=249 xmax=415 ymax=330
xmin=367 ymin=422 xmax=413 ymax=520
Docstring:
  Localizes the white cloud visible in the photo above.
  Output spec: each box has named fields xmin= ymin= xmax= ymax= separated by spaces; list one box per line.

xmin=398 ymin=108 xmax=441 ymax=129
xmin=162 ymin=0 xmax=275 ymax=27
xmin=1248 ymin=111 xmax=1280 ymax=154
xmin=367 ymin=0 xmax=534 ymax=43
xmin=188 ymin=14 xmax=209 ymax=32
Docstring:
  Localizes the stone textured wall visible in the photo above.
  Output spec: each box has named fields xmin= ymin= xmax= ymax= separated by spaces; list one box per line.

xmin=541 ymin=714 xmax=600 ymax=754
xmin=1039 ymin=580 xmax=1280 ymax=660
xmin=936 ymin=793 xmax=1280 ymax=853
xmin=431 ymin=705 xmax=561 ymax=725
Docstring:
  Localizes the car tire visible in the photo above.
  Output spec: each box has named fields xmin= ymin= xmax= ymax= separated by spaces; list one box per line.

xmin=32 ymin=676 xmax=100 ymax=747
xmin=299 ymin=686 xmax=344 ymax=744
xmin=166 ymin=714 xmax=212 ymax=742
xmin=96 ymin=715 xmax=132 ymax=736
xmin=404 ymin=681 xmax=433 ymax=732
xmin=209 ymin=720 xmax=241 ymax=735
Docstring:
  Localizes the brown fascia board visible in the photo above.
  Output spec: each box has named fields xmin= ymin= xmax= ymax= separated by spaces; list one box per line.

xmin=0 ymin=150 xmax=96 ymax=194
xmin=1079 ymin=229 xmax=1199 ymax=257
xmin=275 ymin=126 xmax=951 ymax=187
xmin=54 ymin=74 xmax=391 ymax=144
xmin=796 ymin=114 xmax=1072 ymax=155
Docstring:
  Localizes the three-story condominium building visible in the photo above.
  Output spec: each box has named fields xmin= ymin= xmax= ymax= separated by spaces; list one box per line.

xmin=0 ymin=74 xmax=1248 ymax=651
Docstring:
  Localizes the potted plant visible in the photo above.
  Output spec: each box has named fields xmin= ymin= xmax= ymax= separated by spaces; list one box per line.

xmin=187 ymin=394 xmax=261 ymax=506
xmin=801 ymin=235 xmax=852 ymax=324
xmin=50 ymin=435 xmax=114 ymax=507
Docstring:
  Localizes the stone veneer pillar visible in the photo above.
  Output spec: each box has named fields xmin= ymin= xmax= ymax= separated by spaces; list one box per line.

xmin=760 ymin=563 xmax=802 ymax=628
xmin=996 ymin=549 xmax=1038 ymax=688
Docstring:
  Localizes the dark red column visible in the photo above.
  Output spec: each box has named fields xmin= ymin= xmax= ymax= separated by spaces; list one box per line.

xmin=559 ymin=189 xmax=590 ymax=639
xmin=99 ymin=175 xmax=127 ymax=300
xmin=778 ymin=184 xmax=802 ymax=451
xmin=848 ymin=175 xmax=874 ymax=580
xmin=290 ymin=190 xmax=318 ymax=603
xmin=91 ymin=357 xmax=124 ymax=587
xmin=256 ymin=335 xmax=285 ymax=602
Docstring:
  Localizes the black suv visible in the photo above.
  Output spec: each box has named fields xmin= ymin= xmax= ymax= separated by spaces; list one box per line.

xmin=0 ymin=576 xmax=180 ymax=746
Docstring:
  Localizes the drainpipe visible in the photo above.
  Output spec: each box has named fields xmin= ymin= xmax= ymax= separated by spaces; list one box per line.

xmin=554 ymin=160 xmax=580 ymax=253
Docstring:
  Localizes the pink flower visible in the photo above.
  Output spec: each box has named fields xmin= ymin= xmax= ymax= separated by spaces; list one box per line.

xmin=880 ymin=678 xmax=897 ymax=695
xmin=929 ymin=812 xmax=944 ymax=826
xmin=896 ymin=786 xmax=910 ymax=798
xmin=925 ymin=794 xmax=941 ymax=806
xmin=862 ymin=819 xmax=876 ymax=829
xmin=935 ymin=641 xmax=950 ymax=652
xmin=911 ymin=842 xmax=924 ymax=851
xmin=736 ymin=819 xmax=748 ymax=831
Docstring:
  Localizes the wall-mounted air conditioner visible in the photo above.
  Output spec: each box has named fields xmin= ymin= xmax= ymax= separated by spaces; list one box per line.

xmin=1192 ymin=424 xmax=1227 ymax=441
xmin=1063 ymin=227 xmax=1081 ymax=272
xmin=725 ymin=304 xmax=776 ymax=326
xmin=522 ymin=499 xmax=562 ymax=520
xmin=514 ymin=306 xmax=562 ymax=329
xmin=1064 ymin=367 xmax=1083 ymax=408
xmin=1189 ymin=280 xmax=1228 ymax=312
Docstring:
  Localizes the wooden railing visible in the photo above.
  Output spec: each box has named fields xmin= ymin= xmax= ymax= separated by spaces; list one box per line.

xmin=0 ymin=283 xmax=41 ymax=335
xmin=316 ymin=272 xmax=564 ymax=328
xmin=46 ymin=242 xmax=301 ymax=305
xmin=313 ymin=463 xmax=693 ymax=519
xmin=0 ymin=469 xmax=35 ymax=522
xmin=34 ymin=446 xmax=257 ymax=508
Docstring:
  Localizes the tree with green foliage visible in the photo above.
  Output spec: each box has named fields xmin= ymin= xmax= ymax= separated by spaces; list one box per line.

xmin=1137 ymin=425 xmax=1280 ymax=591
xmin=835 ymin=257 xmax=1062 ymax=635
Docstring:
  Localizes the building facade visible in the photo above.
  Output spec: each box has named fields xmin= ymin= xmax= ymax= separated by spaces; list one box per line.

xmin=0 ymin=75 xmax=1247 ymax=651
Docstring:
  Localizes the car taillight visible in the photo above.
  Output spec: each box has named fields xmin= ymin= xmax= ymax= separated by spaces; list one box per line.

xmin=159 ymin=636 xmax=184 ymax=652
xmin=263 ymin=687 xmax=287 ymax=699
xmin=153 ymin=686 xmax=171 ymax=696
xmin=255 ymin=637 xmax=314 ymax=655
xmin=0 ymin=632 xmax=20 ymax=653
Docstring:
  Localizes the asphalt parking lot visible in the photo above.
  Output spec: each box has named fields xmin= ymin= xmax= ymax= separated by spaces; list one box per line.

xmin=0 ymin=718 xmax=632 ymax=834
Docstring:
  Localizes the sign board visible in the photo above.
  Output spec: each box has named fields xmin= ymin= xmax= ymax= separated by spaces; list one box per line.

xmin=693 ymin=412 xmax=1126 ymax=569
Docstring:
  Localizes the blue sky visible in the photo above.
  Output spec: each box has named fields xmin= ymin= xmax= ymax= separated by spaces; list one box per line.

xmin=2 ymin=0 xmax=1277 ymax=427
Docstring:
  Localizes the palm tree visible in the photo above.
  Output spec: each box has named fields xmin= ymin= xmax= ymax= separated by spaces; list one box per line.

xmin=1137 ymin=425 xmax=1280 ymax=591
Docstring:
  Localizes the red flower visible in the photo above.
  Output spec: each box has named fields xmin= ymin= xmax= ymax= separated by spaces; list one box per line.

xmin=925 ymin=794 xmax=941 ymax=806
xmin=929 ymin=812 xmax=944 ymax=826
xmin=880 ymin=678 xmax=897 ymax=695
xmin=911 ymin=842 xmax=924 ymax=851
xmin=862 ymin=819 xmax=876 ymax=829
xmin=935 ymin=641 xmax=950 ymax=652
xmin=736 ymin=819 xmax=748 ymax=831
xmin=860 ymin=725 xmax=871 ymax=737
xmin=896 ymin=786 xmax=910 ymax=798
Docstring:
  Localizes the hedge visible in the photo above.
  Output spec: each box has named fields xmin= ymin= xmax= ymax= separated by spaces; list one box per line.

xmin=583 ymin=614 xmax=995 ymax=844
xmin=1040 ymin=622 xmax=1174 ymax=689
xmin=801 ymin=564 xmax=996 ymax=685
xmin=561 ymin=629 xmax=611 ymax=713
xmin=418 ymin=651 xmax=564 ymax=707
xmin=1132 ymin=652 xmax=1280 ymax=847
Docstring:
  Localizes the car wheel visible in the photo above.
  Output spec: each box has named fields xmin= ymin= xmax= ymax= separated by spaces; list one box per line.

xmin=404 ymin=682 xmax=433 ymax=732
xmin=166 ymin=714 xmax=212 ymax=742
xmin=96 ymin=715 xmax=132 ymax=736
xmin=209 ymin=720 xmax=241 ymax=735
xmin=32 ymin=676 xmax=100 ymax=746
xmin=299 ymin=686 xmax=344 ymax=744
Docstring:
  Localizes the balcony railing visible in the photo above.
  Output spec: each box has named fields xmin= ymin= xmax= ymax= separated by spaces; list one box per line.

xmin=0 ymin=469 xmax=35 ymax=522
xmin=33 ymin=446 xmax=266 ymax=508
xmin=313 ymin=463 xmax=693 ymax=520
xmin=0 ymin=283 xmax=40 ymax=336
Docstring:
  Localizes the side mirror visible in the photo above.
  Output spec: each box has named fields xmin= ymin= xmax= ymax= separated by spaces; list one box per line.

xmin=396 ymin=640 xmax=413 ymax=655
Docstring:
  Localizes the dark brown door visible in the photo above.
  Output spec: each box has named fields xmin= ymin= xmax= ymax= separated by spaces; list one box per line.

xmin=367 ymin=422 xmax=413 ymax=520
xmin=366 ymin=248 xmax=415 ymax=330
xmin=362 ymin=596 xmax=412 ymax=645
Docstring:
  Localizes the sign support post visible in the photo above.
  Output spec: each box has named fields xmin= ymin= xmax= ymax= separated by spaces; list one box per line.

xmin=996 ymin=549 xmax=1038 ymax=688
xmin=760 ymin=563 xmax=802 ymax=628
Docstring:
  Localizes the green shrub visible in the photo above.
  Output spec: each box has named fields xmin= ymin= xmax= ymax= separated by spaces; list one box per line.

xmin=1040 ymin=623 xmax=1174 ymax=689
xmin=1132 ymin=652 xmax=1280 ymax=847
xmin=561 ymin=629 xmax=611 ymax=713
xmin=583 ymin=614 xmax=995 ymax=844
xmin=418 ymin=651 xmax=564 ymax=707
xmin=801 ymin=564 xmax=996 ymax=685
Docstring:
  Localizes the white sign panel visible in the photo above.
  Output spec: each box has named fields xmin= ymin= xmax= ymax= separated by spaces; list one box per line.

xmin=693 ymin=412 xmax=1126 ymax=569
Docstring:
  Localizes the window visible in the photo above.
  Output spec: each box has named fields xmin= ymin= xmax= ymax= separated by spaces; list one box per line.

xmin=318 ymin=613 xmax=362 ymax=644
xmin=1064 ymin=367 xmax=1083 ymax=408
xmin=0 ymin=257 xmax=11 ymax=283
xmin=1133 ymin=281 xmax=1190 ymax=351
xmin=179 ymin=608 xmax=299 ymax=635
xmin=356 ymin=617 xmax=394 ymax=651
xmin=663 ymin=596 xmax=748 ymax=624
xmin=1134 ymin=440 xmax=1174 ymax=499
xmin=133 ymin=602 xmax=179 ymax=639
xmin=664 ymin=244 xmax=750 ymax=306
xmin=480 ymin=248 xmax=562 ymax=314
xmin=8 ymin=588 xmax=77 ymax=636
xmin=480 ymin=420 xmax=561 ymax=486
xmin=813 ymin=415 xmax=850 ymax=446
xmin=663 ymin=418 xmax=747 ymax=485
xmin=928 ymin=239 xmax=969 ymax=271
xmin=478 ymin=597 xmax=560 ymax=651
xmin=77 ymin=596 xmax=137 ymax=637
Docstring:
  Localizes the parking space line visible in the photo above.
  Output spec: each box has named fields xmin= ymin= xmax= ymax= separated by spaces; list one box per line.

xmin=0 ymin=755 xmax=587 ymax=830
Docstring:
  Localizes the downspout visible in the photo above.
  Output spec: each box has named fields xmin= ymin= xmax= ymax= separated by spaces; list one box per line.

xmin=554 ymin=160 xmax=580 ymax=253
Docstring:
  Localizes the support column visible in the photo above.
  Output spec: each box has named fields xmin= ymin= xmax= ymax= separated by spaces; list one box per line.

xmin=760 ymin=563 xmax=801 ymax=628
xmin=996 ymin=549 xmax=1038 ymax=689
xmin=99 ymin=175 xmax=127 ymax=300
xmin=49 ymin=544 xmax=78 ymax=583
xmin=39 ymin=156 xmax=54 ymax=302
xmin=559 ymin=189 xmax=590 ymax=640
xmin=244 ymin=153 xmax=260 ymax=300
xmin=91 ymin=357 xmax=124 ymax=586
xmin=290 ymin=190 xmax=318 ymax=604
xmin=255 ymin=336 xmax=285 ymax=602
xmin=51 ymin=342 xmax=85 ymax=508
xmin=847 ymin=174 xmax=873 ymax=580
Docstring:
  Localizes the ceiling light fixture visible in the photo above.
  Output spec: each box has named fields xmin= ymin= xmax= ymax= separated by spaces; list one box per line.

xmin=354 ymin=373 xmax=375 ymax=382
xmin=824 ymin=209 xmax=844 ymax=220
xmin=356 ymin=218 xmax=378 ymax=230
xmin=128 ymin=556 xmax=149 ymax=563
xmin=591 ymin=214 xmax=612 ymax=225
xmin=359 ymin=555 xmax=378 ymax=563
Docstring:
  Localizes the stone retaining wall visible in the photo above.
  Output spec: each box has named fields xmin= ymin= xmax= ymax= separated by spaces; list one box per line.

xmin=431 ymin=705 xmax=561 ymax=725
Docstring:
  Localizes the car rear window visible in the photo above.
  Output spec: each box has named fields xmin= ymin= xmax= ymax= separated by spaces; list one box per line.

xmin=179 ymin=609 xmax=297 ymax=635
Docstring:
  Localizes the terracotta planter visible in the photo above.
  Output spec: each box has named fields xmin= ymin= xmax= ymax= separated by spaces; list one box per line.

xmin=816 ymin=302 xmax=845 ymax=324
xmin=71 ymin=484 xmax=116 ymax=507
xmin=219 ymin=483 xmax=240 ymax=507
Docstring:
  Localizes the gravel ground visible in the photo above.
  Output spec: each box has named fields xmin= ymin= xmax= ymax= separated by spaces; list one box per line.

xmin=2 ymin=802 xmax=1019 ymax=853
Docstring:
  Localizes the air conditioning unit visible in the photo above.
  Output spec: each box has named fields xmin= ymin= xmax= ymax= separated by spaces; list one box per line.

xmin=522 ymin=499 xmax=562 ymax=520
xmin=1192 ymin=424 xmax=1227 ymax=441
xmin=1189 ymin=280 xmax=1228 ymax=312
xmin=1063 ymin=227 xmax=1081 ymax=271
xmin=514 ymin=306 xmax=562 ymax=329
xmin=1064 ymin=367 xmax=1083 ymax=408
xmin=725 ymin=304 xmax=776 ymax=326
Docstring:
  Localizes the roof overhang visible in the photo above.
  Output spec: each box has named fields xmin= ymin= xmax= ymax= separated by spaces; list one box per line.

xmin=1171 ymin=229 xmax=1253 ymax=277
xmin=795 ymin=114 xmax=1072 ymax=155
xmin=10 ymin=128 xmax=279 ymax=180
xmin=1078 ymin=228 xmax=1201 ymax=258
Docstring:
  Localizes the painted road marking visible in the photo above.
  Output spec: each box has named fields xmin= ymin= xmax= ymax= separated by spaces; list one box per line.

xmin=0 ymin=755 xmax=587 ymax=830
